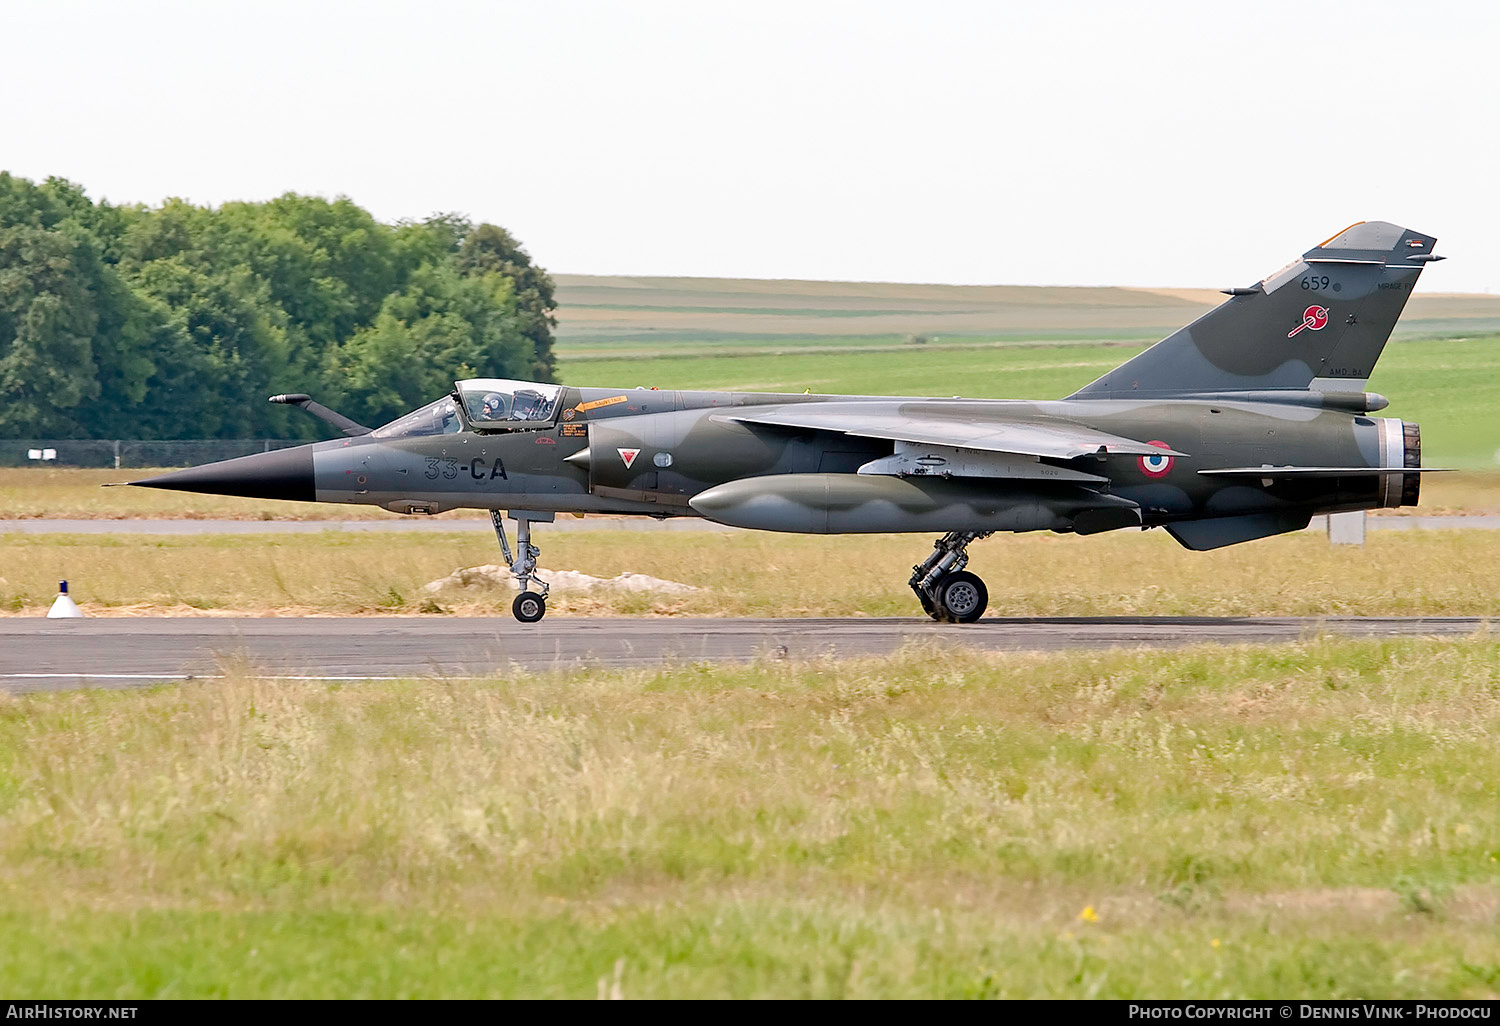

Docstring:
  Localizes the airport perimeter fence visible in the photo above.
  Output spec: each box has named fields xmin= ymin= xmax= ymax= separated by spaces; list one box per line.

xmin=1 ymin=439 xmax=307 ymax=469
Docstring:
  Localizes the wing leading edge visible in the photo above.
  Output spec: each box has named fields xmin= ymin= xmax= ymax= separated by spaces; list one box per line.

xmin=718 ymin=407 xmax=1185 ymax=463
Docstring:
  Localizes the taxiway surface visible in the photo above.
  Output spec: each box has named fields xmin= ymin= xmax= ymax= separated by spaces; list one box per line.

xmin=2 ymin=616 xmax=1491 ymax=692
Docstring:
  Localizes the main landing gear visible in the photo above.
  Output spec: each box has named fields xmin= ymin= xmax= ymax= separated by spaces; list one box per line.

xmin=909 ymin=531 xmax=991 ymax=623
xmin=491 ymin=510 xmax=553 ymax=622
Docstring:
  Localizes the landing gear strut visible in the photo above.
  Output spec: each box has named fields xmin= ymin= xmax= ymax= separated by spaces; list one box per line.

xmin=909 ymin=531 xmax=991 ymax=623
xmin=492 ymin=510 xmax=554 ymax=622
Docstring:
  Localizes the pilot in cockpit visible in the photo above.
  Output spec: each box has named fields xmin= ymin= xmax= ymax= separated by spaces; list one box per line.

xmin=459 ymin=380 xmax=562 ymax=425
xmin=481 ymin=392 xmax=507 ymax=420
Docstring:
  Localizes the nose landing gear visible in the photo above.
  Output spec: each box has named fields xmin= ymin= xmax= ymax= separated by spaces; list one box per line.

xmin=491 ymin=510 xmax=553 ymax=622
xmin=909 ymin=531 xmax=991 ymax=623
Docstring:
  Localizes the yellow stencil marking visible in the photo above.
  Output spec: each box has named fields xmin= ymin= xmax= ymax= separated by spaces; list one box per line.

xmin=576 ymin=395 xmax=629 ymax=413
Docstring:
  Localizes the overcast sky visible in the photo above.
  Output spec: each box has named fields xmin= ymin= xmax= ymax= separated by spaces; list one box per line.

xmin=6 ymin=0 xmax=1496 ymax=291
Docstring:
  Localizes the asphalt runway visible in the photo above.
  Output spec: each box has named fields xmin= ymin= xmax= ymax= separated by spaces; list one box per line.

xmin=2 ymin=615 xmax=1491 ymax=692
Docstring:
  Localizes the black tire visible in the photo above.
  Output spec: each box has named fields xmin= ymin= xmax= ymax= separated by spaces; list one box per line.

xmin=934 ymin=571 xmax=987 ymax=624
xmin=512 ymin=591 xmax=546 ymax=623
xmin=912 ymin=585 xmax=944 ymax=621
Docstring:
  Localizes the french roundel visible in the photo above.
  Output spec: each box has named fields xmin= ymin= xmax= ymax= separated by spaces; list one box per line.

xmin=1138 ymin=440 xmax=1174 ymax=478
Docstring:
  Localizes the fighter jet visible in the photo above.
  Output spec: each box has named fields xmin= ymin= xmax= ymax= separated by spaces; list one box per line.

xmin=129 ymin=221 xmax=1444 ymax=623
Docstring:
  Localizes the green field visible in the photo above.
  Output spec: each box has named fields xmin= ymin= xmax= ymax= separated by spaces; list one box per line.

xmin=552 ymin=274 xmax=1500 ymax=350
xmin=4 ymin=638 xmax=1498 ymax=998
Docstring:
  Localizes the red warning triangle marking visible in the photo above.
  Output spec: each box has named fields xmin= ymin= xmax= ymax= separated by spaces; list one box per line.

xmin=618 ymin=447 xmax=640 ymax=469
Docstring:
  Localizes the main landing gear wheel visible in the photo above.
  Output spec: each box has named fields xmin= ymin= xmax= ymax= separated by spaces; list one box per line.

xmin=512 ymin=591 xmax=546 ymax=623
xmin=909 ymin=530 xmax=992 ymax=623
xmin=933 ymin=570 xmax=988 ymax=624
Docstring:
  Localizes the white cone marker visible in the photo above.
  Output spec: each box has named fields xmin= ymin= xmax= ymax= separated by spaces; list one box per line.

xmin=47 ymin=580 xmax=85 ymax=618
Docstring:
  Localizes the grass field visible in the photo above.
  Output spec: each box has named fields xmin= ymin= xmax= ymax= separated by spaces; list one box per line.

xmin=4 ymin=527 xmax=1499 ymax=618
xmin=552 ymin=274 xmax=1500 ymax=349
xmin=3 ymin=638 xmax=1498 ymax=997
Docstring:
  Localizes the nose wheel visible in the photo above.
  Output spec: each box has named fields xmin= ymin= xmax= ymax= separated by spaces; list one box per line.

xmin=512 ymin=591 xmax=546 ymax=623
xmin=909 ymin=531 xmax=991 ymax=623
xmin=491 ymin=510 xmax=554 ymax=622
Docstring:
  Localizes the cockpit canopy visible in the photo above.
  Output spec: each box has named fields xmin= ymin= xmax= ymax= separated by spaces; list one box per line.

xmin=457 ymin=379 xmax=563 ymax=426
xmin=370 ymin=396 xmax=463 ymax=439
xmin=370 ymin=379 xmax=564 ymax=439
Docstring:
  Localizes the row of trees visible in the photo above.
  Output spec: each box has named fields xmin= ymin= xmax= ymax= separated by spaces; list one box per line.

xmin=0 ymin=173 xmax=557 ymax=438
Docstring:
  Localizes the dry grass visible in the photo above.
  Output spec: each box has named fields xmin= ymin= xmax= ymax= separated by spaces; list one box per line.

xmin=0 ymin=467 xmax=487 ymax=520
xmin=2 ymin=638 xmax=1498 ymax=996
xmin=2 ymin=526 xmax=1498 ymax=619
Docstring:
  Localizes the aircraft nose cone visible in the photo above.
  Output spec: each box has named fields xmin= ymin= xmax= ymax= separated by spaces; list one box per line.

xmin=128 ymin=446 xmax=316 ymax=502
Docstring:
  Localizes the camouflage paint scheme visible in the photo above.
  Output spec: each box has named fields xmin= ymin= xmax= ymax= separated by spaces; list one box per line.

xmin=130 ymin=222 xmax=1441 ymax=618
xmin=296 ymin=387 xmax=1412 ymax=542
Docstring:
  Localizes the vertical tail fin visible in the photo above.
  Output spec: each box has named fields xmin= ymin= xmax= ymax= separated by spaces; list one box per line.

xmin=1069 ymin=222 xmax=1440 ymax=399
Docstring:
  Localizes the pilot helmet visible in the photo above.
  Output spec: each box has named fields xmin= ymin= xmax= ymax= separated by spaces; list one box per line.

xmin=480 ymin=392 xmax=506 ymax=419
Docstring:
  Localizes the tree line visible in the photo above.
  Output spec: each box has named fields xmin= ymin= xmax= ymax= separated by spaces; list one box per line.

xmin=0 ymin=173 xmax=557 ymax=439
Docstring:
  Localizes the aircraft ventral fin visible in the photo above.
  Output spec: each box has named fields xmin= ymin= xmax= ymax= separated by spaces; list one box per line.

xmin=719 ymin=408 xmax=1187 ymax=462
